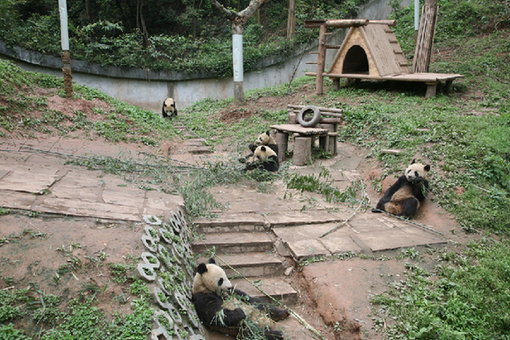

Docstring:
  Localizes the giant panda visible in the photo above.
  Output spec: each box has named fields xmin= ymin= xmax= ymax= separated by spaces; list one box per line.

xmin=161 ymin=98 xmax=177 ymax=118
xmin=191 ymin=258 xmax=289 ymax=340
xmin=245 ymin=145 xmax=279 ymax=173
xmin=241 ymin=131 xmax=279 ymax=164
xmin=251 ymin=130 xmax=278 ymax=155
xmin=372 ymin=159 xmax=431 ymax=219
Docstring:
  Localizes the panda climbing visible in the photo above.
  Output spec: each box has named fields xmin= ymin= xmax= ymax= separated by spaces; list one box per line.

xmin=373 ymin=159 xmax=431 ymax=219
xmin=161 ymin=98 xmax=177 ymax=118
xmin=245 ymin=145 xmax=279 ymax=173
xmin=192 ymin=258 xmax=289 ymax=340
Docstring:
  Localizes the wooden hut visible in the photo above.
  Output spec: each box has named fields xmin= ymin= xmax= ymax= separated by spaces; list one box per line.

xmin=305 ymin=19 xmax=463 ymax=97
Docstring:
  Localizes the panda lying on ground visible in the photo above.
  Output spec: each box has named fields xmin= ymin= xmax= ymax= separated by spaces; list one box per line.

xmin=192 ymin=258 xmax=289 ymax=340
xmin=372 ymin=159 xmax=430 ymax=219
xmin=161 ymin=98 xmax=177 ymax=118
xmin=245 ymin=145 xmax=279 ymax=173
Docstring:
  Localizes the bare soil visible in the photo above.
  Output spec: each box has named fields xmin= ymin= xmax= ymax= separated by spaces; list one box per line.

xmin=0 ymin=80 xmax=479 ymax=340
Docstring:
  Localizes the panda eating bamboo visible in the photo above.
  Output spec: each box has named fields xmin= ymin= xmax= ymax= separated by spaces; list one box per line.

xmin=372 ymin=159 xmax=431 ymax=219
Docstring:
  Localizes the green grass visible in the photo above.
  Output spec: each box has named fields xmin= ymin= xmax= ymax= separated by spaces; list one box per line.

xmin=371 ymin=238 xmax=510 ymax=339
xmin=0 ymin=280 xmax=154 ymax=340
xmin=0 ymin=60 xmax=179 ymax=143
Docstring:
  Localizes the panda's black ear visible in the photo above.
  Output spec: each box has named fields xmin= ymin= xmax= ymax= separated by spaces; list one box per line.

xmin=208 ymin=258 xmax=216 ymax=264
xmin=197 ymin=263 xmax=208 ymax=275
xmin=411 ymin=159 xmax=416 ymax=164
xmin=266 ymin=130 xmax=270 ymax=136
xmin=424 ymin=165 xmax=431 ymax=172
xmin=260 ymin=146 xmax=267 ymax=152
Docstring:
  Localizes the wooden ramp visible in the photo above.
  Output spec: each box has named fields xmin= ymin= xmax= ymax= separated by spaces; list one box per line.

xmin=304 ymin=19 xmax=464 ymax=97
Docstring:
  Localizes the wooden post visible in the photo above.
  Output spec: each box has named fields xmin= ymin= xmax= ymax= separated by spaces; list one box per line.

xmin=425 ymin=82 xmax=437 ymax=98
xmin=276 ymin=132 xmax=289 ymax=164
xmin=316 ymin=24 xmax=327 ymax=95
xmin=293 ymin=137 xmax=312 ymax=166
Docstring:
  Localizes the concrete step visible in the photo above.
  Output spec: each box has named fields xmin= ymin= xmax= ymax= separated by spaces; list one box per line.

xmin=231 ymin=277 xmax=298 ymax=306
xmin=193 ymin=213 xmax=266 ymax=234
xmin=191 ymin=232 xmax=274 ymax=254
xmin=212 ymin=253 xmax=285 ymax=278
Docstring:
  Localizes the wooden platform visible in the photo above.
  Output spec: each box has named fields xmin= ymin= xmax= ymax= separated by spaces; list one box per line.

xmin=305 ymin=71 xmax=464 ymax=97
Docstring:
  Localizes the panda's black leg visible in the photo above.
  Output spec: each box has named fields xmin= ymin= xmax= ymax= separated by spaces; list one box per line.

xmin=400 ymin=198 xmax=419 ymax=218
xmin=372 ymin=197 xmax=386 ymax=213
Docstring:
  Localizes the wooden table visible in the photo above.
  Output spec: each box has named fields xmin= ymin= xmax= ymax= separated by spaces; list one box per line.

xmin=270 ymin=124 xmax=334 ymax=166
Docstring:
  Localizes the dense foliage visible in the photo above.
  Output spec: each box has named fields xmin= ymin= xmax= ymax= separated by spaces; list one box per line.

xmin=0 ymin=0 xmax=366 ymax=77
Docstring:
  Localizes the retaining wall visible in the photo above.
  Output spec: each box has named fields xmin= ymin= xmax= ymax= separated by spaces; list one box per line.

xmin=0 ymin=0 xmax=411 ymax=112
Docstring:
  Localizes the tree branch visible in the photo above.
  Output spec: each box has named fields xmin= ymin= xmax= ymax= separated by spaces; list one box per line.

xmin=209 ymin=0 xmax=237 ymax=21
xmin=238 ymin=0 xmax=265 ymax=24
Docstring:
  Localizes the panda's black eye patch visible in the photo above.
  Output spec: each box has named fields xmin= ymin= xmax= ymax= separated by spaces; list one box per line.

xmin=415 ymin=171 xmax=419 ymax=177
xmin=218 ymin=278 xmax=223 ymax=286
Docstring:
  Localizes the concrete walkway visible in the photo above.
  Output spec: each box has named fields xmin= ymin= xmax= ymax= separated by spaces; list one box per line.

xmin=0 ymin=136 xmax=446 ymax=258
xmin=0 ymin=137 xmax=184 ymax=221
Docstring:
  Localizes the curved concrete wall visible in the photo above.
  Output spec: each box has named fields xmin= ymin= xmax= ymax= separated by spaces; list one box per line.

xmin=0 ymin=0 xmax=411 ymax=112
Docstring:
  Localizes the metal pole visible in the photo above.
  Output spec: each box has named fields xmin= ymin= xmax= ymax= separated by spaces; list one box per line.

xmin=232 ymin=33 xmax=244 ymax=102
xmin=414 ymin=0 xmax=420 ymax=31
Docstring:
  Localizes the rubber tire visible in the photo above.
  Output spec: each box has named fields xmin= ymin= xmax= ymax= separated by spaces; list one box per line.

xmin=297 ymin=105 xmax=321 ymax=127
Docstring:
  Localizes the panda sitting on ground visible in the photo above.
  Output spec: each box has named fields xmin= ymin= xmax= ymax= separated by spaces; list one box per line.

xmin=161 ymin=98 xmax=177 ymax=118
xmin=241 ymin=131 xmax=279 ymax=164
xmin=251 ymin=130 xmax=278 ymax=155
xmin=245 ymin=145 xmax=279 ymax=173
xmin=372 ymin=159 xmax=431 ymax=219
xmin=192 ymin=258 xmax=289 ymax=340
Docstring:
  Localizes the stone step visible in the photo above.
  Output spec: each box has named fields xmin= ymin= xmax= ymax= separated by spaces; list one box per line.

xmin=191 ymin=232 xmax=274 ymax=254
xmin=210 ymin=253 xmax=285 ymax=278
xmin=193 ymin=213 xmax=266 ymax=234
xmin=231 ymin=277 xmax=298 ymax=306
xmin=193 ymin=211 xmax=351 ymax=234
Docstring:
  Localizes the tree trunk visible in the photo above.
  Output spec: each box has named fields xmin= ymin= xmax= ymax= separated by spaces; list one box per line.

xmin=413 ymin=0 xmax=438 ymax=73
xmin=136 ymin=0 xmax=150 ymax=48
xmin=287 ymin=0 xmax=296 ymax=39
xmin=210 ymin=0 xmax=266 ymax=103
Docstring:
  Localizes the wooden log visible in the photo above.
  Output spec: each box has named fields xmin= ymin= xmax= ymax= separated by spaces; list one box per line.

xmin=329 ymin=135 xmax=337 ymax=154
xmin=287 ymin=104 xmax=343 ymax=114
xmin=319 ymin=118 xmax=341 ymax=124
xmin=305 ymin=19 xmax=369 ymax=28
xmin=316 ymin=24 xmax=327 ymax=95
xmin=319 ymin=135 xmax=329 ymax=153
xmin=288 ymin=112 xmax=297 ymax=124
xmin=293 ymin=137 xmax=312 ymax=166
xmin=367 ymin=20 xmax=396 ymax=26
xmin=276 ymin=132 xmax=289 ymax=164
xmin=425 ymin=82 xmax=437 ymax=98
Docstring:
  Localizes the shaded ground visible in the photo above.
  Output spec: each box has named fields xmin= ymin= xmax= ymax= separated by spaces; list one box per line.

xmin=0 ymin=80 xmax=480 ymax=340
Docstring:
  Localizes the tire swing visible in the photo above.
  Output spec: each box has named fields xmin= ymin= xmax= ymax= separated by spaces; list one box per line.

xmin=297 ymin=105 xmax=321 ymax=127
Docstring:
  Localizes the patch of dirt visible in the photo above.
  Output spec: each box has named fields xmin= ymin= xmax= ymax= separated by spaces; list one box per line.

xmin=0 ymin=214 xmax=143 ymax=335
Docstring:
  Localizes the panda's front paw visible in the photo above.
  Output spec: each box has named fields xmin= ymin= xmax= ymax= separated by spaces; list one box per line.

xmin=270 ymin=308 xmax=290 ymax=321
